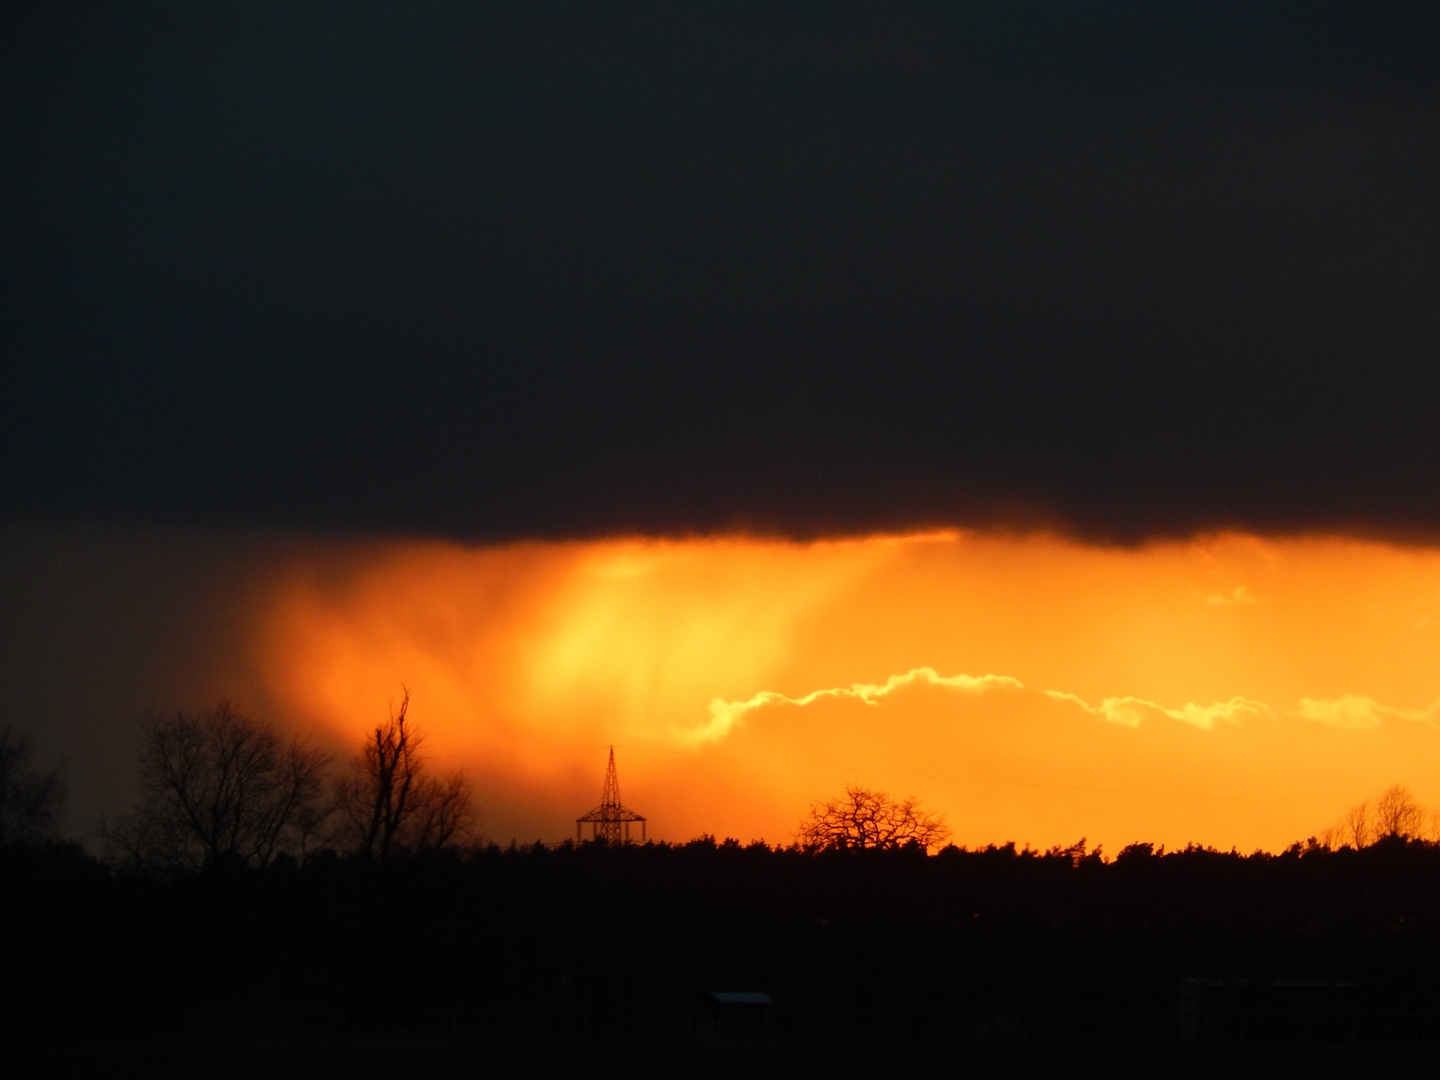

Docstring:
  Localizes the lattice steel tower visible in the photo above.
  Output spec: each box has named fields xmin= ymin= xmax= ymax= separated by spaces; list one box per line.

xmin=576 ymin=746 xmax=647 ymax=843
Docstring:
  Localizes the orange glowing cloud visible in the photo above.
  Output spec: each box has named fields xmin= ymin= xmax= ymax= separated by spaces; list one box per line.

xmin=692 ymin=668 xmax=1024 ymax=747
xmin=236 ymin=530 xmax=1440 ymax=852
xmin=1296 ymin=694 xmax=1440 ymax=732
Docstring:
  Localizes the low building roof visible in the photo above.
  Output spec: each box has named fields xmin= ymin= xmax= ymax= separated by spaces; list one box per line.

xmin=707 ymin=992 xmax=773 ymax=1005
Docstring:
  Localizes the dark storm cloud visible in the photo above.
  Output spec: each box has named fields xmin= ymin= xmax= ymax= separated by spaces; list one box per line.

xmin=4 ymin=2 xmax=1438 ymax=543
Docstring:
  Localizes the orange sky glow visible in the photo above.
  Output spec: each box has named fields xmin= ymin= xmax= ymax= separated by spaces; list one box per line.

xmin=234 ymin=531 xmax=1440 ymax=853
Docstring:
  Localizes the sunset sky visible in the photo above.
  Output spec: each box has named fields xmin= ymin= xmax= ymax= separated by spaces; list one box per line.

xmin=9 ymin=524 xmax=1440 ymax=853
xmin=252 ymin=528 xmax=1440 ymax=851
xmin=4 ymin=5 xmax=1438 ymax=853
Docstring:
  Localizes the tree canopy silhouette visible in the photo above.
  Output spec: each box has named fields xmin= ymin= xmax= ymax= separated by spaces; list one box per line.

xmin=333 ymin=688 xmax=476 ymax=862
xmin=796 ymin=784 xmax=949 ymax=852
xmin=108 ymin=701 xmax=329 ymax=872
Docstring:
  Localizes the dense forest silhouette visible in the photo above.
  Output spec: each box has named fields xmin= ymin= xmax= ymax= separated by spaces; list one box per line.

xmin=7 ymin=711 xmax=1440 ymax=1064
xmin=11 ymin=829 xmax=1440 ymax=1046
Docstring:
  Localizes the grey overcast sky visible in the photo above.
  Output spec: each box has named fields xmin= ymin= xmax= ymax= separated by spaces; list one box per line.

xmin=3 ymin=1 xmax=1439 ymax=544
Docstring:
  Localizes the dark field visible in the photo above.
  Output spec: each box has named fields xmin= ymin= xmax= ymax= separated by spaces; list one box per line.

xmin=12 ymin=1038 xmax=1440 ymax=1080
xmin=10 ymin=837 xmax=1440 ymax=1076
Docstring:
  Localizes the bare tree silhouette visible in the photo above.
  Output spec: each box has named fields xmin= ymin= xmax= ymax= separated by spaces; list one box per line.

xmin=0 ymin=725 xmax=65 ymax=845
xmin=1340 ymin=800 xmax=1373 ymax=849
xmin=1425 ymin=807 xmax=1440 ymax=843
xmin=1374 ymin=784 xmax=1425 ymax=840
xmin=1317 ymin=821 xmax=1341 ymax=851
xmin=333 ymin=689 xmax=476 ymax=862
xmin=1320 ymin=785 xmax=1432 ymax=849
xmin=107 ymin=702 xmax=329 ymax=871
xmin=796 ymin=784 xmax=949 ymax=852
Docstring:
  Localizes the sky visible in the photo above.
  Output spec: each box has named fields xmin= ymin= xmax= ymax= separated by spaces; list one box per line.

xmin=3 ymin=4 xmax=1439 ymax=851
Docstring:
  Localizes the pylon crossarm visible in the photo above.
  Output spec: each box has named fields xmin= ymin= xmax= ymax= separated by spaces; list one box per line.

xmin=576 ymin=804 xmax=646 ymax=823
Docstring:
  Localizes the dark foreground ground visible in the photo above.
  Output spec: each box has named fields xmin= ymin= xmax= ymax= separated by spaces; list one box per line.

xmin=12 ymin=836 xmax=1440 ymax=1076
xmin=11 ymin=1037 xmax=1440 ymax=1080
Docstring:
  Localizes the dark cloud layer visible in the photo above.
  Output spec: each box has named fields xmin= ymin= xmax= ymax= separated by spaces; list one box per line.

xmin=4 ymin=2 xmax=1438 ymax=544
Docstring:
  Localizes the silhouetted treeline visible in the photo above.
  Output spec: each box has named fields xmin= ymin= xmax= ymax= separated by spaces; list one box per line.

xmin=9 ymin=834 xmax=1440 ymax=1044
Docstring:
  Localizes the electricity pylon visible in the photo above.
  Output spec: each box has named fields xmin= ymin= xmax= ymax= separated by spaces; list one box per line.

xmin=576 ymin=746 xmax=647 ymax=844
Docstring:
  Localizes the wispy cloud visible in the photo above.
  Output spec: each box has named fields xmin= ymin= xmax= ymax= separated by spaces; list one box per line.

xmin=1296 ymin=694 xmax=1440 ymax=731
xmin=682 ymin=667 xmax=1273 ymax=746
xmin=680 ymin=668 xmax=1022 ymax=747
xmin=1046 ymin=691 xmax=1272 ymax=730
xmin=1205 ymin=585 xmax=1258 ymax=606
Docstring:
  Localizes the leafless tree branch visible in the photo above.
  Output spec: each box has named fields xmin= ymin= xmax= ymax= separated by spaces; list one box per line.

xmin=107 ymin=702 xmax=329 ymax=872
xmin=796 ymin=784 xmax=949 ymax=853
xmin=0 ymin=724 xmax=65 ymax=845
xmin=333 ymin=689 xmax=477 ymax=862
